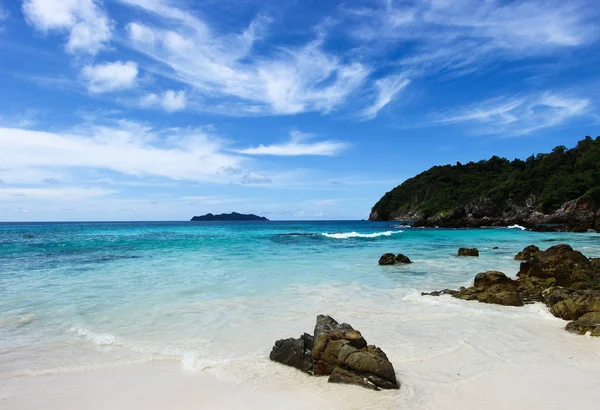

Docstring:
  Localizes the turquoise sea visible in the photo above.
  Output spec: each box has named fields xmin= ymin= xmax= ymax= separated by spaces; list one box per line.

xmin=2 ymin=221 xmax=600 ymax=407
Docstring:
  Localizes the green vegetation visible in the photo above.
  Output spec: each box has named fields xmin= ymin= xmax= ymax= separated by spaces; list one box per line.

xmin=371 ymin=136 xmax=600 ymax=220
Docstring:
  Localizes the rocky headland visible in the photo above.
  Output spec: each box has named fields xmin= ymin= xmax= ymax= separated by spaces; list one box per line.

xmin=369 ymin=136 xmax=600 ymax=232
xmin=423 ymin=244 xmax=600 ymax=336
xmin=270 ymin=315 xmax=400 ymax=390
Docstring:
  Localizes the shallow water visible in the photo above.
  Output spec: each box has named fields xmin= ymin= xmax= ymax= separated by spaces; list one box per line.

xmin=1 ymin=221 xmax=599 ymax=408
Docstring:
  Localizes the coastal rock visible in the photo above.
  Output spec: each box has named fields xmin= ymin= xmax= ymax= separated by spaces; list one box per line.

xmin=451 ymin=271 xmax=523 ymax=306
xmin=378 ymin=253 xmax=412 ymax=265
xmin=269 ymin=333 xmax=314 ymax=374
xmin=517 ymin=244 xmax=592 ymax=287
xmin=395 ymin=254 xmax=412 ymax=264
xmin=565 ymin=311 xmax=600 ymax=336
xmin=458 ymin=248 xmax=479 ymax=257
xmin=546 ymin=289 xmax=600 ymax=320
xmin=378 ymin=253 xmax=396 ymax=265
xmin=270 ymin=315 xmax=399 ymax=390
xmin=426 ymin=244 xmax=600 ymax=336
xmin=464 ymin=197 xmax=500 ymax=219
xmin=328 ymin=366 xmax=379 ymax=390
xmin=514 ymin=245 xmax=540 ymax=261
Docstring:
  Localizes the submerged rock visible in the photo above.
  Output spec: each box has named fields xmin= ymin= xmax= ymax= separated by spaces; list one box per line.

xmin=269 ymin=315 xmax=400 ymax=390
xmin=458 ymin=248 xmax=479 ymax=257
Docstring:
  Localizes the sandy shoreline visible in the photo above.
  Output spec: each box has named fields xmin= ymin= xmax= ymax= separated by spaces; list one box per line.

xmin=3 ymin=298 xmax=600 ymax=410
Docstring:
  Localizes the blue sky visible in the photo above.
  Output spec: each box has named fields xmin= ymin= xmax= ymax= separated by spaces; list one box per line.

xmin=0 ymin=0 xmax=599 ymax=221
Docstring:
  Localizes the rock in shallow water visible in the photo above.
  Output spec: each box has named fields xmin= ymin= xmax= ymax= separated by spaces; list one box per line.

xmin=378 ymin=253 xmax=412 ymax=265
xmin=425 ymin=243 xmax=600 ymax=336
xmin=378 ymin=253 xmax=396 ymax=265
xmin=457 ymin=248 xmax=479 ymax=257
xmin=269 ymin=315 xmax=400 ymax=390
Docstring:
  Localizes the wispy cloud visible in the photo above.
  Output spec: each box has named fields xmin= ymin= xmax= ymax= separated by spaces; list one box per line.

xmin=434 ymin=92 xmax=591 ymax=135
xmin=0 ymin=187 xmax=115 ymax=200
xmin=81 ymin=61 xmax=138 ymax=93
xmin=22 ymin=0 xmax=112 ymax=54
xmin=0 ymin=121 xmax=250 ymax=183
xmin=346 ymin=0 xmax=598 ymax=73
xmin=359 ymin=74 xmax=411 ymax=120
xmin=235 ymin=130 xmax=348 ymax=156
xmin=119 ymin=1 xmax=370 ymax=116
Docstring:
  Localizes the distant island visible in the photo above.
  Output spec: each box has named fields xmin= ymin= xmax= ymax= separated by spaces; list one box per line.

xmin=370 ymin=136 xmax=600 ymax=232
xmin=190 ymin=212 xmax=269 ymax=222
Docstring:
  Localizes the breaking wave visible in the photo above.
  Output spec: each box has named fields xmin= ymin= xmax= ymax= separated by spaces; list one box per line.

xmin=321 ymin=231 xmax=403 ymax=239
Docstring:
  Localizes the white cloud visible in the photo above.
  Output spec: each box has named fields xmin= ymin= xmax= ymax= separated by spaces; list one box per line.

xmin=347 ymin=0 xmax=597 ymax=73
xmin=127 ymin=21 xmax=155 ymax=46
xmin=120 ymin=2 xmax=370 ymax=115
xmin=0 ymin=168 xmax=66 ymax=185
xmin=235 ymin=130 xmax=348 ymax=156
xmin=0 ymin=122 xmax=250 ymax=183
xmin=139 ymin=90 xmax=186 ymax=112
xmin=359 ymin=74 xmax=411 ymax=120
xmin=22 ymin=0 xmax=112 ymax=54
xmin=81 ymin=61 xmax=138 ymax=93
xmin=161 ymin=90 xmax=186 ymax=111
xmin=434 ymin=92 xmax=590 ymax=135
xmin=0 ymin=187 xmax=114 ymax=200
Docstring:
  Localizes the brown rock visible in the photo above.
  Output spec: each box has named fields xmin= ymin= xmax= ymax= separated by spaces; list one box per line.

xmin=271 ymin=315 xmax=400 ymax=390
xmin=473 ymin=270 xmax=513 ymax=288
xmin=514 ymin=245 xmax=540 ymax=261
xmin=328 ymin=366 xmax=379 ymax=390
xmin=395 ymin=254 xmax=412 ymax=264
xmin=565 ymin=311 xmax=600 ymax=336
xmin=517 ymin=244 xmax=592 ymax=287
xmin=548 ymin=290 xmax=600 ymax=320
xmin=378 ymin=253 xmax=396 ymax=265
xmin=458 ymin=248 xmax=479 ymax=257
xmin=379 ymin=253 xmax=412 ymax=265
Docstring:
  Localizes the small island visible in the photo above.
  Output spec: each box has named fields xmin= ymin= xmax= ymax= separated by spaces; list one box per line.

xmin=190 ymin=212 xmax=269 ymax=222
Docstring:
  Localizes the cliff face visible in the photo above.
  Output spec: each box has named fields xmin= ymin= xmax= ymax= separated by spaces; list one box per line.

xmin=397 ymin=195 xmax=599 ymax=232
xmin=370 ymin=136 xmax=600 ymax=232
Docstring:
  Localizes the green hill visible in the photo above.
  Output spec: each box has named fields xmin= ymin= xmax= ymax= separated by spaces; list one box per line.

xmin=370 ymin=136 xmax=600 ymax=222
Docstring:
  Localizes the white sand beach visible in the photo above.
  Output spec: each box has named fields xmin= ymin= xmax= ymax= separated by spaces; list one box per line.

xmin=3 ymin=297 xmax=599 ymax=410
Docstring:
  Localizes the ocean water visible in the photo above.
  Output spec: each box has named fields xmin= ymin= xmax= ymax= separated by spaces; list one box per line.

xmin=1 ymin=221 xmax=600 ymax=407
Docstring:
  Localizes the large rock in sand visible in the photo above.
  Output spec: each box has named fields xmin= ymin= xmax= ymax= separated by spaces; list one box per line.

xmin=270 ymin=315 xmax=400 ymax=390
xmin=565 ymin=311 xmax=600 ymax=336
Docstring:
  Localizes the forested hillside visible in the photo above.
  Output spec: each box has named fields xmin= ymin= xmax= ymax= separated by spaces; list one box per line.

xmin=371 ymin=136 xmax=600 ymax=221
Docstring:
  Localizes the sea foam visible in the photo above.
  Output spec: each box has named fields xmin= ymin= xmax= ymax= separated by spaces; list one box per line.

xmin=507 ymin=224 xmax=527 ymax=230
xmin=321 ymin=230 xmax=402 ymax=239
